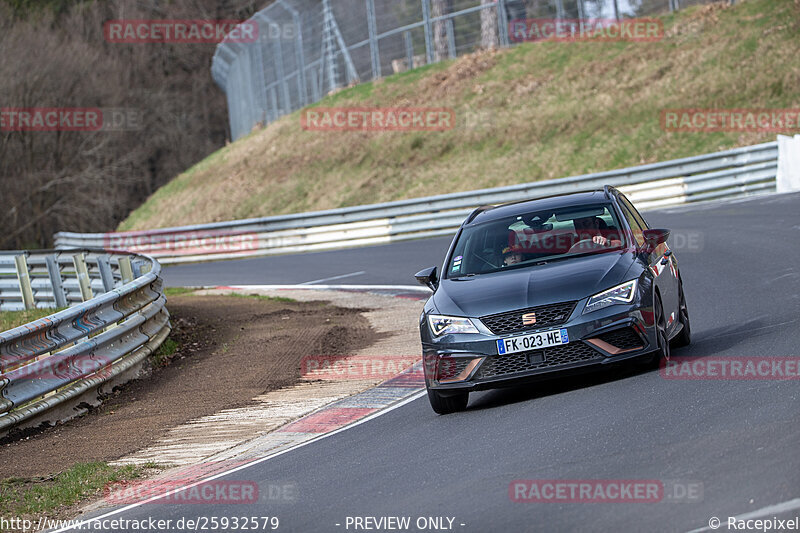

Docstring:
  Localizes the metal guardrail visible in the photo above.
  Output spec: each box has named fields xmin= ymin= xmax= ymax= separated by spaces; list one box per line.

xmin=212 ymin=0 xmax=721 ymax=140
xmin=55 ymin=141 xmax=779 ymax=264
xmin=0 ymin=250 xmax=169 ymax=434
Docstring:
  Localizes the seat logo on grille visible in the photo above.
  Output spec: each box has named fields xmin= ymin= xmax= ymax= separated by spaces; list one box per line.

xmin=522 ymin=312 xmax=537 ymax=326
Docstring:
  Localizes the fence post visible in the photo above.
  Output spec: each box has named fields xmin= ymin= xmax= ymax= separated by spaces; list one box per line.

xmin=555 ymin=0 xmax=565 ymax=20
xmin=262 ymin=13 xmax=292 ymax=114
xmin=14 ymin=255 xmax=35 ymax=311
xmin=277 ymin=0 xmax=309 ymax=107
xmin=72 ymin=253 xmax=93 ymax=302
xmin=404 ymin=31 xmax=415 ymax=69
xmin=497 ymin=0 xmax=510 ymax=48
xmin=446 ymin=18 xmax=456 ymax=59
xmin=366 ymin=0 xmax=381 ymax=78
xmin=322 ymin=0 xmax=339 ymax=91
xmin=45 ymin=255 xmax=68 ymax=309
xmin=422 ymin=0 xmax=434 ymax=65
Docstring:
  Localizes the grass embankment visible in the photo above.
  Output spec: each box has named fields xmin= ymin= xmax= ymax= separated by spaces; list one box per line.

xmin=0 ymin=309 xmax=64 ymax=333
xmin=116 ymin=0 xmax=798 ymax=231
xmin=0 ymin=462 xmax=156 ymax=523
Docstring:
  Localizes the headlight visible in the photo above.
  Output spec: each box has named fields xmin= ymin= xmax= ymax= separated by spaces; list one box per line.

xmin=428 ymin=315 xmax=479 ymax=336
xmin=583 ymin=279 xmax=638 ymax=314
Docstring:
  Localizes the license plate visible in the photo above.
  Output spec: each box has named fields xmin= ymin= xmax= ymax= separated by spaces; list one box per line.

xmin=496 ymin=328 xmax=569 ymax=355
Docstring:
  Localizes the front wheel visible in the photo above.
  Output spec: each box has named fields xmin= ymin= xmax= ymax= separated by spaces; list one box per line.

xmin=639 ymin=293 xmax=670 ymax=368
xmin=427 ymin=388 xmax=468 ymax=415
xmin=671 ymin=279 xmax=691 ymax=348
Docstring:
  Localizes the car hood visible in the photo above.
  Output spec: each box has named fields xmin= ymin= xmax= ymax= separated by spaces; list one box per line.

xmin=433 ymin=251 xmax=635 ymax=318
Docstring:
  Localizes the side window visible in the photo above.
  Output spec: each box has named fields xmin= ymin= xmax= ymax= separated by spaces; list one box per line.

xmin=619 ymin=202 xmax=645 ymax=246
xmin=619 ymin=195 xmax=649 ymax=230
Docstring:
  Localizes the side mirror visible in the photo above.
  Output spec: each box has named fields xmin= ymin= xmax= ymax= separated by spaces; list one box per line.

xmin=415 ymin=266 xmax=438 ymax=291
xmin=642 ymin=228 xmax=670 ymax=252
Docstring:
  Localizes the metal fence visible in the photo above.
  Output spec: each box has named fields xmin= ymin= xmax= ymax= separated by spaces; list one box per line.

xmin=55 ymin=140 xmax=780 ymax=264
xmin=0 ymin=250 xmax=169 ymax=434
xmin=212 ymin=0 xmax=724 ymax=140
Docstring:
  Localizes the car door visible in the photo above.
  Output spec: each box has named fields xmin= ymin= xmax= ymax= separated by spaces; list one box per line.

xmin=617 ymin=195 xmax=680 ymax=331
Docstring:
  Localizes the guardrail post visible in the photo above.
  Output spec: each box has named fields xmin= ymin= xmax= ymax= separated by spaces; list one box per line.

xmin=118 ymin=257 xmax=135 ymax=284
xmin=45 ymin=255 xmax=68 ymax=309
xmin=72 ymin=253 xmax=93 ymax=302
xmin=14 ymin=255 xmax=35 ymax=310
xmin=0 ymin=378 xmax=11 ymax=415
xmin=96 ymin=256 xmax=115 ymax=293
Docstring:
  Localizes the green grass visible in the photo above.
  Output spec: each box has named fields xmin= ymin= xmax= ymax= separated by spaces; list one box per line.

xmin=0 ymin=462 xmax=155 ymax=518
xmin=150 ymin=337 xmax=179 ymax=367
xmin=119 ymin=0 xmax=800 ymax=232
xmin=163 ymin=287 xmax=197 ymax=297
xmin=0 ymin=308 xmax=65 ymax=333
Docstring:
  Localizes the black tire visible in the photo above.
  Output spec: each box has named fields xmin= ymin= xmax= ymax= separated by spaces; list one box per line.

xmin=640 ymin=293 xmax=670 ymax=368
xmin=427 ymin=388 xmax=469 ymax=415
xmin=671 ymin=279 xmax=691 ymax=348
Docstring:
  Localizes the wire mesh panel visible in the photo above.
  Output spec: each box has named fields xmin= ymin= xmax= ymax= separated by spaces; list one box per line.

xmin=212 ymin=0 xmax=723 ymax=140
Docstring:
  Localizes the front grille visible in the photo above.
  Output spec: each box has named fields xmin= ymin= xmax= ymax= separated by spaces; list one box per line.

xmin=597 ymin=327 xmax=643 ymax=351
xmin=475 ymin=342 xmax=602 ymax=380
xmin=480 ymin=301 xmax=577 ymax=335
xmin=437 ymin=357 xmax=473 ymax=381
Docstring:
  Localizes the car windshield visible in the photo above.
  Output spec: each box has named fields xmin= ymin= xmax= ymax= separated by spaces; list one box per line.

xmin=446 ymin=203 xmax=625 ymax=278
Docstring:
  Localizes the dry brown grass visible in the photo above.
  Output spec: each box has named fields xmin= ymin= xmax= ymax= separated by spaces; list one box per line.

xmin=120 ymin=0 xmax=799 ymax=231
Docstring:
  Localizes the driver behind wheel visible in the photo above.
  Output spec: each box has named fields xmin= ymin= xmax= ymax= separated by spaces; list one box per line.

xmin=502 ymin=245 xmax=524 ymax=266
xmin=573 ymin=216 xmax=622 ymax=247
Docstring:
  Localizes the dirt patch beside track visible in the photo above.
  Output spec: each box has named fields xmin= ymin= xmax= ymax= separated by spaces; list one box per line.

xmin=0 ymin=293 xmax=376 ymax=479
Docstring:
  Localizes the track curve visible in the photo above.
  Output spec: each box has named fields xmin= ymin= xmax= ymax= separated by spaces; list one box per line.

xmin=78 ymin=193 xmax=800 ymax=532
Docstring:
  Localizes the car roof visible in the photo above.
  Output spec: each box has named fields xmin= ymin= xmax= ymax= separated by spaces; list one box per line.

xmin=465 ymin=189 xmax=612 ymax=227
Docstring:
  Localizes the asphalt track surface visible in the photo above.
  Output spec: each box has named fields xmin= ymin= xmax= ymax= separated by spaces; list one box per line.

xmin=89 ymin=193 xmax=800 ymax=532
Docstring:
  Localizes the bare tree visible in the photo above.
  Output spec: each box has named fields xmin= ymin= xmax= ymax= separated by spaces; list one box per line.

xmin=0 ymin=0 xmax=261 ymax=249
xmin=480 ymin=0 xmax=500 ymax=50
xmin=431 ymin=0 xmax=453 ymax=62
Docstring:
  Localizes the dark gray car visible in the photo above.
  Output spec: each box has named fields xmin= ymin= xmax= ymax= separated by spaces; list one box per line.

xmin=415 ymin=186 xmax=691 ymax=414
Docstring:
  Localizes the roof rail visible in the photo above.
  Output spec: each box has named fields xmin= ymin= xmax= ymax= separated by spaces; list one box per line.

xmin=465 ymin=205 xmax=495 ymax=225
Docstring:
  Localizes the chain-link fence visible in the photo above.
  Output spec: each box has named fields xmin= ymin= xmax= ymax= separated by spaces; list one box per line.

xmin=212 ymin=0 xmax=726 ymax=140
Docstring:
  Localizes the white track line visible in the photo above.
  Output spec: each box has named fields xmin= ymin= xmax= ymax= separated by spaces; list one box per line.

xmin=51 ymin=390 xmax=427 ymax=533
xmin=687 ymin=498 xmax=800 ymax=533
xmin=299 ymin=271 xmax=366 ymax=285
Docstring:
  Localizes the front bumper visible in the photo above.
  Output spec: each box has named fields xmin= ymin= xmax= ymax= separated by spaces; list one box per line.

xmin=422 ymin=303 xmax=657 ymax=393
